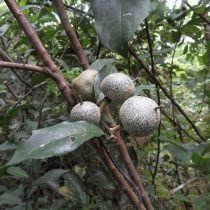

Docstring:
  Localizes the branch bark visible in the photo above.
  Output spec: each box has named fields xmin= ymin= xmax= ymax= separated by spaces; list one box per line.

xmin=0 ymin=61 xmax=45 ymax=74
xmin=105 ymin=107 xmax=154 ymax=210
xmin=52 ymin=1 xmax=148 ymax=208
xmin=94 ymin=139 xmax=144 ymax=210
xmin=5 ymin=0 xmax=75 ymax=106
xmin=0 ymin=48 xmax=31 ymax=87
xmin=53 ymin=0 xmax=89 ymax=70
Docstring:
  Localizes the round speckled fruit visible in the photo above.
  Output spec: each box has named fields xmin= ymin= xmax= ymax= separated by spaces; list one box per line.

xmin=72 ymin=69 xmax=97 ymax=102
xmin=70 ymin=101 xmax=101 ymax=124
xmin=119 ymin=96 xmax=160 ymax=137
xmin=100 ymin=73 xmax=135 ymax=104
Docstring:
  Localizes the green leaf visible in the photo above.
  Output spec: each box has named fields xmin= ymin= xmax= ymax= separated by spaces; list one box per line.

xmin=160 ymin=136 xmax=210 ymax=165
xmin=135 ymin=84 xmax=156 ymax=95
xmin=7 ymin=167 xmax=29 ymax=179
xmin=90 ymin=59 xmax=118 ymax=102
xmin=32 ymin=169 xmax=69 ymax=185
xmin=0 ymin=142 xmax=16 ymax=151
xmin=172 ymin=193 xmax=190 ymax=202
xmin=93 ymin=0 xmax=151 ymax=54
xmin=0 ymin=192 xmax=22 ymax=206
xmin=89 ymin=168 xmax=115 ymax=190
xmin=0 ymin=104 xmax=32 ymax=129
xmin=7 ymin=121 xmax=104 ymax=166
xmin=65 ymin=172 xmax=88 ymax=204
xmin=90 ymin=59 xmax=115 ymax=71
xmin=191 ymin=152 xmax=203 ymax=164
xmin=201 ymin=143 xmax=210 ymax=156
xmin=160 ymin=136 xmax=190 ymax=164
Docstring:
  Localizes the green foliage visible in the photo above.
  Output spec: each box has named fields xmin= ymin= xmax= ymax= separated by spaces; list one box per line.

xmin=93 ymin=0 xmax=151 ymax=54
xmin=0 ymin=0 xmax=210 ymax=209
xmin=7 ymin=121 xmax=104 ymax=166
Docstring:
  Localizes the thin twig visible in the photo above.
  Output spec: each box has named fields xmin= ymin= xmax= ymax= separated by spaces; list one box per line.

xmin=161 ymin=109 xmax=196 ymax=141
xmin=5 ymin=0 xmax=75 ymax=105
xmin=128 ymin=46 xmax=206 ymax=142
xmin=53 ymin=0 xmax=89 ymax=70
xmin=0 ymin=48 xmax=31 ymax=87
xmin=12 ymin=81 xmax=47 ymax=109
xmin=170 ymin=178 xmax=197 ymax=194
xmin=185 ymin=2 xmax=210 ymax=26
xmin=64 ymin=3 xmax=93 ymax=18
xmin=0 ymin=61 xmax=45 ymax=74
xmin=145 ymin=19 xmax=161 ymax=186
xmin=93 ymin=139 xmax=144 ymax=210
xmin=3 ymin=80 xmax=18 ymax=100
xmin=99 ymin=138 xmax=143 ymax=203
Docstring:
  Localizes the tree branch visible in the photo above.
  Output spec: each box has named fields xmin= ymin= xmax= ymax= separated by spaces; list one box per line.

xmin=104 ymin=107 xmax=153 ymax=210
xmin=52 ymin=1 xmax=148 ymax=208
xmin=185 ymin=2 xmax=210 ymax=26
xmin=12 ymin=81 xmax=47 ymax=109
xmin=5 ymin=0 xmax=75 ymax=106
xmin=170 ymin=178 xmax=197 ymax=194
xmin=53 ymin=0 xmax=89 ymax=70
xmin=0 ymin=61 xmax=45 ymax=74
xmin=128 ymin=46 xmax=206 ymax=142
xmin=0 ymin=48 xmax=31 ymax=87
xmin=93 ymin=139 xmax=144 ymax=210
xmin=3 ymin=80 xmax=18 ymax=100
xmin=4 ymin=2 xmax=149 ymax=209
xmin=145 ymin=18 xmax=161 ymax=186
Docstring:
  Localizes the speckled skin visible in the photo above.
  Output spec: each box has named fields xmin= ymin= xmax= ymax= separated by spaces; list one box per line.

xmin=70 ymin=101 xmax=101 ymax=124
xmin=119 ymin=96 xmax=160 ymax=137
xmin=100 ymin=73 xmax=135 ymax=103
xmin=72 ymin=69 xmax=97 ymax=102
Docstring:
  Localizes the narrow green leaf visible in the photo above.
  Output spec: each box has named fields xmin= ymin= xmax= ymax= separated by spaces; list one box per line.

xmin=0 ymin=104 xmax=32 ymax=129
xmin=172 ymin=193 xmax=190 ymax=202
xmin=32 ymin=169 xmax=69 ymax=185
xmin=7 ymin=121 xmax=104 ymax=166
xmin=7 ymin=166 xmax=29 ymax=179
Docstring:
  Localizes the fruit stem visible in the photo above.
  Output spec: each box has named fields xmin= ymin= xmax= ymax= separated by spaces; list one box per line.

xmin=110 ymin=124 xmax=122 ymax=133
xmin=155 ymin=106 xmax=162 ymax=111
xmin=99 ymin=97 xmax=111 ymax=112
xmin=78 ymin=95 xmax=83 ymax=104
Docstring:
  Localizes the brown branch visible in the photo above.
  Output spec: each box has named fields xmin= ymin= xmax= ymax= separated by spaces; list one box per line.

xmin=161 ymin=109 xmax=197 ymax=141
xmin=53 ymin=0 xmax=89 ymax=70
xmin=52 ymin=1 xmax=149 ymax=208
xmin=3 ymin=80 xmax=18 ymax=100
xmin=5 ymin=2 xmax=144 ymax=209
xmin=114 ymin=131 xmax=154 ymax=210
xmin=128 ymin=46 xmax=206 ymax=142
xmin=104 ymin=107 xmax=153 ymax=210
xmin=93 ymin=139 xmax=144 ymax=210
xmin=0 ymin=61 xmax=45 ymax=74
xmin=12 ymin=81 xmax=47 ymax=109
xmin=5 ymin=0 xmax=75 ymax=106
xmin=0 ymin=48 xmax=31 ymax=87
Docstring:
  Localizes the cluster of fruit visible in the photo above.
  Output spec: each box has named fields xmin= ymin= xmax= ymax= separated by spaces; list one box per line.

xmin=70 ymin=69 xmax=160 ymax=137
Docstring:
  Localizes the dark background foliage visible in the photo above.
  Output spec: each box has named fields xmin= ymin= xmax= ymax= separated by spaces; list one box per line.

xmin=0 ymin=0 xmax=210 ymax=209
